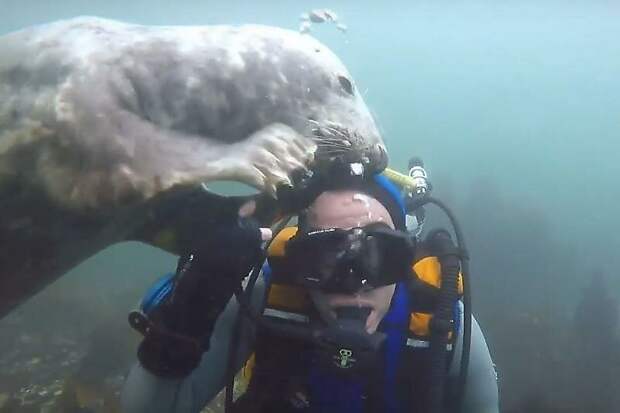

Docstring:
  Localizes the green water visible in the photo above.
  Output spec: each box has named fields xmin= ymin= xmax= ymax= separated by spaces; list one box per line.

xmin=1 ymin=1 xmax=619 ymax=411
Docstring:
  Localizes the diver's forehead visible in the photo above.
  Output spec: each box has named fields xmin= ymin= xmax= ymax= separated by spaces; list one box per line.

xmin=306 ymin=190 xmax=395 ymax=230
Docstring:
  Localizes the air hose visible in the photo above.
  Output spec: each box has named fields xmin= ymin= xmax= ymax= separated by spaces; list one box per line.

xmin=407 ymin=196 xmax=471 ymax=413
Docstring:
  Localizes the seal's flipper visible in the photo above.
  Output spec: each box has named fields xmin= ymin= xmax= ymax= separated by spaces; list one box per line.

xmin=128 ymin=187 xmax=281 ymax=255
xmin=219 ymin=123 xmax=316 ymax=196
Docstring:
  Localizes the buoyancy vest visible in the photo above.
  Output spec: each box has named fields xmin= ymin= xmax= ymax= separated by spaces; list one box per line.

xmin=236 ymin=227 xmax=463 ymax=413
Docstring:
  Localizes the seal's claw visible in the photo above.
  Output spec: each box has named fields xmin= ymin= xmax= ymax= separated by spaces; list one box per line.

xmin=232 ymin=123 xmax=314 ymax=195
xmin=266 ymin=183 xmax=278 ymax=198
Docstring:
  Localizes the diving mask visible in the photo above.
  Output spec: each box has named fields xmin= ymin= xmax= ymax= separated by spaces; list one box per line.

xmin=285 ymin=222 xmax=415 ymax=294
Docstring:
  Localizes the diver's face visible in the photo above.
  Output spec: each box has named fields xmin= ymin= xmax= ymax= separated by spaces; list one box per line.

xmin=306 ymin=190 xmax=397 ymax=334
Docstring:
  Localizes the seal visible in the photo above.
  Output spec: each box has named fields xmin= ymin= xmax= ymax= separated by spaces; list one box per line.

xmin=0 ymin=17 xmax=387 ymax=318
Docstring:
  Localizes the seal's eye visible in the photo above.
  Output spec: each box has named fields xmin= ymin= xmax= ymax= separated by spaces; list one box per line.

xmin=338 ymin=75 xmax=354 ymax=96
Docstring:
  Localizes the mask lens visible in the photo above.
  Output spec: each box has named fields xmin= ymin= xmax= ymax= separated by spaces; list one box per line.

xmin=287 ymin=229 xmax=350 ymax=290
xmin=286 ymin=225 xmax=414 ymax=293
xmin=363 ymin=225 xmax=415 ymax=286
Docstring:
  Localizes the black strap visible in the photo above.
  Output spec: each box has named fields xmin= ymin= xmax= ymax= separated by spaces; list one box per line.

xmin=135 ymin=315 xmax=205 ymax=378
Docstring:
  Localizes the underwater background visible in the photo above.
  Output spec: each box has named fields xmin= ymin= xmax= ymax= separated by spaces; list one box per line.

xmin=1 ymin=0 xmax=619 ymax=411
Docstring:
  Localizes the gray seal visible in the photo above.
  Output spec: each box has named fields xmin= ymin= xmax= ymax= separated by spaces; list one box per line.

xmin=0 ymin=17 xmax=387 ymax=318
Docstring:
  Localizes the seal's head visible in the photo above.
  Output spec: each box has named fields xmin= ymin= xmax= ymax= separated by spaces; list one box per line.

xmin=101 ymin=22 xmax=388 ymax=175
xmin=1 ymin=18 xmax=387 ymax=209
xmin=244 ymin=27 xmax=388 ymax=173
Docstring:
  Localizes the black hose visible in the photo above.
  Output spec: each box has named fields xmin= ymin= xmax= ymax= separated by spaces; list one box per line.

xmin=224 ymin=262 xmax=263 ymax=412
xmin=407 ymin=196 xmax=471 ymax=413
xmin=224 ymin=218 xmax=292 ymax=412
xmin=426 ymin=229 xmax=460 ymax=413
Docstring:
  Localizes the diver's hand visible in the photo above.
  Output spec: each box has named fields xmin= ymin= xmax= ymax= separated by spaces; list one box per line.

xmin=187 ymin=213 xmax=265 ymax=278
xmin=135 ymin=201 xmax=271 ymax=378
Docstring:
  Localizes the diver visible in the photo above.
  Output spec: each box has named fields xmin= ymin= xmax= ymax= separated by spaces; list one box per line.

xmin=120 ymin=169 xmax=499 ymax=413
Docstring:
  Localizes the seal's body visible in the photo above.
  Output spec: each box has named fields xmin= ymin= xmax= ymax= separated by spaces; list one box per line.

xmin=0 ymin=17 xmax=386 ymax=318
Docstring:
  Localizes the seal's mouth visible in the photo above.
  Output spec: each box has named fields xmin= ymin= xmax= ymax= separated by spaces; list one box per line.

xmin=309 ymin=120 xmax=388 ymax=174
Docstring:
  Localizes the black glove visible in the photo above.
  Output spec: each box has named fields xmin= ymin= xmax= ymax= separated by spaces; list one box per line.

xmin=135 ymin=216 xmax=264 ymax=378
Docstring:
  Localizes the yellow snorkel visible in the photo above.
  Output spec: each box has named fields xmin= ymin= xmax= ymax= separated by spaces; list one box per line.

xmin=382 ymin=157 xmax=430 ymax=196
xmin=382 ymin=167 xmax=418 ymax=193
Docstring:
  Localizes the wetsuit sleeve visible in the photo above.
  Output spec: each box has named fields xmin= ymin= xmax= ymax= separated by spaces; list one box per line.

xmin=449 ymin=309 xmax=500 ymax=413
xmin=120 ymin=278 xmax=264 ymax=413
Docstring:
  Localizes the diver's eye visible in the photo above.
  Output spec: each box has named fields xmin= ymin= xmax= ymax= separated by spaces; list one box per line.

xmin=338 ymin=75 xmax=355 ymax=96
